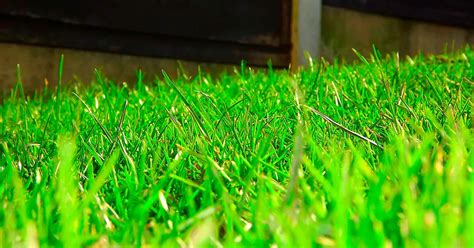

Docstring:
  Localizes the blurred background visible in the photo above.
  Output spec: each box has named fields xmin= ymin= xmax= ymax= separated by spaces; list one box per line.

xmin=0 ymin=0 xmax=473 ymax=92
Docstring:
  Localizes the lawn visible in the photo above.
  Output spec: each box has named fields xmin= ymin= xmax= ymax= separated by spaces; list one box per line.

xmin=1 ymin=47 xmax=473 ymax=247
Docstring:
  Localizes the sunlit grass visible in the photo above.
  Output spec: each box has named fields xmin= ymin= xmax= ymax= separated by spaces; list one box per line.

xmin=1 ymin=47 xmax=473 ymax=247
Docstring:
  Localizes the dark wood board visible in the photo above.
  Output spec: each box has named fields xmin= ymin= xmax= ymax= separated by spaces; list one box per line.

xmin=323 ymin=0 xmax=474 ymax=28
xmin=0 ymin=0 xmax=291 ymax=66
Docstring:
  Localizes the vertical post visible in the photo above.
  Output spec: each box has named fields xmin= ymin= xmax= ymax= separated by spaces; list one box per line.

xmin=292 ymin=0 xmax=322 ymax=67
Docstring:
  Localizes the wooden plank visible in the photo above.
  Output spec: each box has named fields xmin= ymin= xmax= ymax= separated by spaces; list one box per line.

xmin=0 ymin=15 xmax=290 ymax=67
xmin=323 ymin=0 xmax=474 ymax=28
xmin=0 ymin=0 xmax=287 ymax=47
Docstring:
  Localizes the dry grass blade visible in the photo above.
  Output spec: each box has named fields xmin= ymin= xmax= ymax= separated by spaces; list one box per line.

xmin=304 ymin=105 xmax=383 ymax=148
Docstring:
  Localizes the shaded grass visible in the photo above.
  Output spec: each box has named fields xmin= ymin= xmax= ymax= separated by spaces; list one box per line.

xmin=1 ymin=47 xmax=473 ymax=247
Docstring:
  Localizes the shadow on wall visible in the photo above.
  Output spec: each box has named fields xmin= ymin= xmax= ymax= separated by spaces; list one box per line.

xmin=321 ymin=6 xmax=474 ymax=62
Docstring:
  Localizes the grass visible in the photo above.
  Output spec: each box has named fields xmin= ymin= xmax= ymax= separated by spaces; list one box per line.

xmin=1 ymin=47 xmax=473 ymax=247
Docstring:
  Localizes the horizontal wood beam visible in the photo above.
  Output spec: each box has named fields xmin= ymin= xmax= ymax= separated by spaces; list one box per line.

xmin=323 ymin=0 xmax=474 ymax=28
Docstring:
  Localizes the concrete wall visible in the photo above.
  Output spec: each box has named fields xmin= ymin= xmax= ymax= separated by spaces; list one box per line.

xmin=321 ymin=6 xmax=474 ymax=61
xmin=0 ymin=43 xmax=233 ymax=93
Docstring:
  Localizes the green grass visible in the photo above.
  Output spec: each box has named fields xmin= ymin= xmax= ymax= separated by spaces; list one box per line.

xmin=1 ymin=47 xmax=473 ymax=247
